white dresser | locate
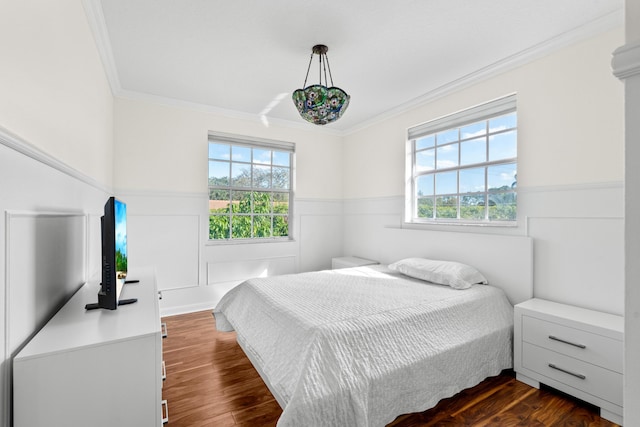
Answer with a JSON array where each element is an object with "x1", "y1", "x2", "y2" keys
[
  {"x1": 514, "y1": 298, "x2": 623, "y2": 425},
  {"x1": 13, "y1": 268, "x2": 166, "y2": 427}
]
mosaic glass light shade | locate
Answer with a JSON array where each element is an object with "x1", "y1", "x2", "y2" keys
[
  {"x1": 292, "y1": 85, "x2": 350, "y2": 125},
  {"x1": 292, "y1": 45, "x2": 350, "y2": 125}
]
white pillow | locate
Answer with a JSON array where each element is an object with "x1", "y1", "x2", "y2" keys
[{"x1": 388, "y1": 258, "x2": 487, "y2": 290}]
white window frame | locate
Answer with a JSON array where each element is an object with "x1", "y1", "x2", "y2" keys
[
  {"x1": 207, "y1": 132, "x2": 295, "y2": 243},
  {"x1": 405, "y1": 94, "x2": 517, "y2": 227}
]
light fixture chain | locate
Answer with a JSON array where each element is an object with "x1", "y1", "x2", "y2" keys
[
  {"x1": 302, "y1": 52, "x2": 313, "y2": 88},
  {"x1": 325, "y1": 53, "x2": 335, "y2": 87}
]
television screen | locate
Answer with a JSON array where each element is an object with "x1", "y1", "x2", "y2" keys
[
  {"x1": 86, "y1": 197, "x2": 136, "y2": 310},
  {"x1": 114, "y1": 198, "x2": 127, "y2": 301}
]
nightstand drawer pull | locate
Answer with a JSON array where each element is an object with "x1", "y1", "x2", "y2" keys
[
  {"x1": 548, "y1": 363, "x2": 586, "y2": 380},
  {"x1": 548, "y1": 335, "x2": 586, "y2": 349}
]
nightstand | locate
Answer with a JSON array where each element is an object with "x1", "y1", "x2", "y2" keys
[
  {"x1": 514, "y1": 298, "x2": 623, "y2": 425},
  {"x1": 331, "y1": 256, "x2": 379, "y2": 269}
]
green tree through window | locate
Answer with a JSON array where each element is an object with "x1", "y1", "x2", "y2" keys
[{"x1": 208, "y1": 137, "x2": 293, "y2": 240}]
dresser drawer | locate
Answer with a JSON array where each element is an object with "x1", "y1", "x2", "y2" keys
[
  {"x1": 522, "y1": 342, "x2": 622, "y2": 406},
  {"x1": 522, "y1": 315, "x2": 622, "y2": 373}
]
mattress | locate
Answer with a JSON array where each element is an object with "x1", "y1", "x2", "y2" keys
[{"x1": 213, "y1": 265, "x2": 514, "y2": 427}]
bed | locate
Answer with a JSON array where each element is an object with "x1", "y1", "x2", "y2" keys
[{"x1": 213, "y1": 257, "x2": 522, "y2": 427}]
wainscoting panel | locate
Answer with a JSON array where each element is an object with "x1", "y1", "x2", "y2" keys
[
  {"x1": 5, "y1": 212, "x2": 87, "y2": 358},
  {"x1": 207, "y1": 256, "x2": 296, "y2": 284},
  {"x1": 527, "y1": 216, "x2": 624, "y2": 315},
  {"x1": 127, "y1": 214, "x2": 200, "y2": 291}
]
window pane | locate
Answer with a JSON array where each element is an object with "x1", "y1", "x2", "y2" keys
[
  {"x1": 253, "y1": 148, "x2": 271, "y2": 164},
  {"x1": 231, "y1": 163, "x2": 251, "y2": 187},
  {"x1": 489, "y1": 112, "x2": 517, "y2": 132},
  {"x1": 416, "y1": 149, "x2": 435, "y2": 172},
  {"x1": 435, "y1": 171, "x2": 457, "y2": 195},
  {"x1": 436, "y1": 144, "x2": 459, "y2": 169},
  {"x1": 252, "y1": 165, "x2": 271, "y2": 188},
  {"x1": 416, "y1": 175, "x2": 434, "y2": 196},
  {"x1": 273, "y1": 215, "x2": 289, "y2": 237},
  {"x1": 209, "y1": 215, "x2": 230, "y2": 239},
  {"x1": 231, "y1": 215, "x2": 252, "y2": 238},
  {"x1": 253, "y1": 215, "x2": 272, "y2": 237},
  {"x1": 231, "y1": 145, "x2": 251, "y2": 162},
  {"x1": 209, "y1": 142, "x2": 230, "y2": 160},
  {"x1": 273, "y1": 151, "x2": 290, "y2": 167},
  {"x1": 435, "y1": 196, "x2": 458, "y2": 218},
  {"x1": 253, "y1": 192, "x2": 272, "y2": 213},
  {"x1": 489, "y1": 130, "x2": 517, "y2": 161},
  {"x1": 273, "y1": 193, "x2": 289, "y2": 213},
  {"x1": 459, "y1": 167, "x2": 485, "y2": 193},
  {"x1": 488, "y1": 192, "x2": 517, "y2": 221},
  {"x1": 460, "y1": 195, "x2": 485, "y2": 220},
  {"x1": 460, "y1": 121, "x2": 486, "y2": 139},
  {"x1": 273, "y1": 167, "x2": 290, "y2": 189},
  {"x1": 437, "y1": 129, "x2": 458, "y2": 144},
  {"x1": 208, "y1": 160, "x2": 229, "y2": 184},
  {"x1": 417, "y1": 197, "x2": 433, "y2": 218},
  {"x1": 415, "y1": 135, "x2": 435, "y2": 150},
  {"x1": 231, "y1": 190, "x2": 251, "y2": 213},
  {"x1": 209, "y1": 189, "x2": 230, "y2": 212},
  {"x1": 460, "y1": 137, "x2": 486, "y2": 166},
  {"x1": 488, "y1": 163, "x2": 517, "y2": 191}
]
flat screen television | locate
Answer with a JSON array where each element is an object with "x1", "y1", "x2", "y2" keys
[{"x1": 86, "y1": 197, "x2": 136, "y2": 310}]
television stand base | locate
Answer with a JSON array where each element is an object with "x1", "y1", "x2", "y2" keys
[{"x1": 118, "y1": 298, "x2": 138, "y2": 306}]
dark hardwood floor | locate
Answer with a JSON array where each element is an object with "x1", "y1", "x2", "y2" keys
[{"x1": 161, "y1": 311, "x2": 619, "y2": 427}]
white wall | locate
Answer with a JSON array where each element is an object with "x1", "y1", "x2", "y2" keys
[
  {"x1": 113, "y1": 97, "x2": 346, "y2": 314},
  {"x1": 341, "y1": 29, "x2": 625, "y2": 316},
  {"x1": 0, "y1": 2, "x2": 114, "y2": 426},
  {"x1": 0, "y1": 0, "x2": 114, "y2": 186}
]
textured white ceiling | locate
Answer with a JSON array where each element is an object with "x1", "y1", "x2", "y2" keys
[{"x1": 89, "y1": 0, "x2": 623, "y2": 133}]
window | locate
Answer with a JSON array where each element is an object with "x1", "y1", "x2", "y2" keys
[
  {"x1": 406, "y1": 95, "x2": 517, "y2": 225},
  {"x1": 208, "y1": 133, "x2": 294, "y2": 241}
]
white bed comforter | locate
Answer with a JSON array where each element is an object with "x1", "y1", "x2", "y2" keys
[{"x1": 213, "y1": 265, "x2": 514, "y2": 427}]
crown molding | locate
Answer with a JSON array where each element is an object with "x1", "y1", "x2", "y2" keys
[
  {"x1": 82, "y1": 1, "x2": 622, "y2": 137},
  {"x1": 82, "y1": 0, "x2": 122, "y2": 95},
  {"x1": 344, "y1": 9, "x2": 623, "y2": 136},
  {"x1": 612, "y1": 40, "x2": 640, "y2": 80}
]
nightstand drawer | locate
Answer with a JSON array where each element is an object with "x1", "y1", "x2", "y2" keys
[
  {"x1": 522, "y1": 342, "x2": 622, "y2": 406},
  {"x1": 522, "y1": 315, "x2": 622, "y2": 373}
]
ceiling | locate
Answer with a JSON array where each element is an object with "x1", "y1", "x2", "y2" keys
[{"x1": 88, "y1": 0, "x2": 623, "y2": 133}]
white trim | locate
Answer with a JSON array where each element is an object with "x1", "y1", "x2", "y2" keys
[
  {"x1": 407, "y1": 94, "x2": 516, "y2": 140},
  {"x1": 160, "y1": 302, "x2": 216, "y2": 318},
  {"x1": 0, "y1": 126, "x2": 110, "y2": 194},
  {"x1": 81, "y1": 0, "x2": 122, "y2": 95},
  {"x1": 518, "y1": 181, "x2": 623, "y2": 193},
  {"x1": 612, "y1": 40, "x2": 640, "y2": 80},
  {"x1": 208, "y1": 131, "x2": 295, "y2": 152}
]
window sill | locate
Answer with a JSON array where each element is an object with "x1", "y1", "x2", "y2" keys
[{"x1": 205, "y1": 237, "x2": 295, "y2": 246}]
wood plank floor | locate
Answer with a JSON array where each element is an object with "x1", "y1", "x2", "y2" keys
[{"x1": 161, "y1": 310, "x2": 620, "y2": 427}]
